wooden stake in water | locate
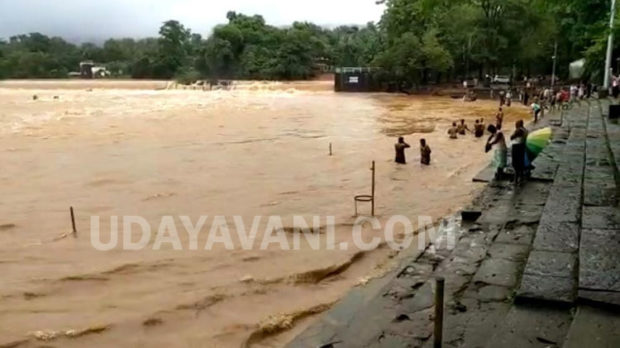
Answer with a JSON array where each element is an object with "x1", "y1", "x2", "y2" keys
[
  {"x1": 329, "y1": 143, "x2": 332, "y2": 156},
  {"x1": 371, "y1": 161, "x2": 376, "y2": 216},
  {"x1": 70, "y1": 206, "x2": 77, "y2": 237},
  {"x1": 434, "y1": 277, "x2": 445, "y2": 348}
]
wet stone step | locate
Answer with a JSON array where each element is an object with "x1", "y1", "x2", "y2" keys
[
  {"x1": 541, "y1": 187, "x2": 582, "y2": 224},
  {"x1": 532, "y1": 221, "x2": 579, "y2": 253},
  {"x1": 583, "y1": 184, "x2": 618, "y2": 207},
  {"x1": 555, "y1": 166, "x2": 584, "y2": 185},
  {"x1": 579, "y1": 228, "x2": 620, "y2": 293},
  {"x1": 473, "y1": 259, "x2": 521, "y2": 288},
  {"x1": 522, "y1": 250, "x2": 576, "y2": 278},
  {"x1": 565, "y1": 141, "x2": 586, "y2": 151},
  {"x1": 517, "y1": 274, "x2": 576, "y2": 303},
  {"x1": 530, "y1": 162, "x2": 558, "y2": 182},
  {"x1": 585, "y1": 157, "x2": 613, "y2": 166},
  {"x1": 486, "y1": 243, "x2": 530, "y2": 263},
  {"x1": 517, "y1": 251, "x2": 577, "y2": 303},
  {"x1": 494, "y1": 224, "x2": 535, "y2": 245},
  {"x1": 582, "y1": 207, "x2": 620, "y2": 230},
  {"x1": 586, "y1": 151, "x2": 611, "y2": 162}
]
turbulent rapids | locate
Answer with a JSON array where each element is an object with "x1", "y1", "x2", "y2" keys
[{"x1": 0, "y1": 80, "x2": 530, "y2": 347}]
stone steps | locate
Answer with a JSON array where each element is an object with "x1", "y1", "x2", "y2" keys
[
  {"x1": 516, "y1": 106, "x2": 587, "y2": 304},
  {"x1": 289, "y1": 102, "x2": 620, "y2": 348},
  {"x1": 577, "y1": 100, "x2": 620, "y2": 306},
  {"x1": 517, "y1": 100, "x2": 620, "y2": 307}
]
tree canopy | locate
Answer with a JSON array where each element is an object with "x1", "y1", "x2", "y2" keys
[{"x1": 0, "y1": 1, "x2": 618, "y2": 84}]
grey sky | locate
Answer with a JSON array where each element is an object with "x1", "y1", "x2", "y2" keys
[{"x1": 0, "y1": 0, "x2": 385, "y2": 42}]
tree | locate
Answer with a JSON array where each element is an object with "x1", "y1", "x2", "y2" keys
[
  {"x1": 1, "y1": 5, "x2": 619, "y2": 84},
  {"x1": 373, "y1": 32, "x2": 423, "y2": 85},
  {"x1": 156, "y1": 20, "x2": 191, "y2": 78}
]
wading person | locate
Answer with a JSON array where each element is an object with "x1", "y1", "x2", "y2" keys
[
  {"x1": 485, "y1": 125, "x2": 507, "y2": 179},
  {"x1": 495, "y1": 107, "x2": 504, "y2": 129},
  {"x1": 448, "y1": 122, "x2": 459, "y2": 139},
  {"x1": 394, "y1": 136, "x2": 411, "y2": 164},
  {"x1": 420, "y1": 139, "x2": 431, "y2": 165},
  {"x1": 474, "y1": 120, "x2": 485, "y2": 138},
  {"x1": 510, "y1": 120, "x2": 528, "y2": 185},
  {"x1": 457, "y1": 119, "x2": 470, "y2": 135}
]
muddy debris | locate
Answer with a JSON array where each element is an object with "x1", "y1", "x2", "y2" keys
[
  {"x1": 143, "y1": 318, "x2": 163, "y2": 327},
  {"x1": 0, "y1": 224, "x2": 16, "y2": 231}
]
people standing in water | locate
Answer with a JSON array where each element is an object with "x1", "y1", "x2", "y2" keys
[
  {"x1": 394, "y1": 137, "x2": 411, "y2": 164},
  {"x1": 495, "y1": 107, "x2": 504, "y2": 129},
  {"x1": 474, "y1": 120, "x2": 485, "y2": 138},
  {"x1": 485, "y1": 124, "x2": 507, "y2": 178},
  {"x1": 420, "y1": 139, "x2": 432, "y2": 165},
  {"x1": 448, "y1": 122, "x2": 459, "y2": 139},
  {"x1": 510, "y1": 120, "x2": 529, "y2": 185},
  {"x1": 457, "y1": 119, "x2": 470, "y2": 135}
]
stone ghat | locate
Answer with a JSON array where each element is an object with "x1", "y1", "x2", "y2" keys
[{"x1": 288, "y1": 100, "x2": 620, "y2": 348}]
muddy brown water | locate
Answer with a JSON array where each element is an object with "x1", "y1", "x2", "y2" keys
[{"x1": 0, "y1": 80, "x2": 530, "y2": 347}]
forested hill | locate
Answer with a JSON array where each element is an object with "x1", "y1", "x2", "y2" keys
[{"x1": 0, "y1": 0, "x2": 616, "y2": 83}]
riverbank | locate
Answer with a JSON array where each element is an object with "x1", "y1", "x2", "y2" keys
[{"x1": 289, "y1": 100, "x2": 620, "y2": 347}]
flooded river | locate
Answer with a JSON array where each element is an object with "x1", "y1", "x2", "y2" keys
[{"x1": 0, "y1": 80, "x2": 530, "y2": 347}]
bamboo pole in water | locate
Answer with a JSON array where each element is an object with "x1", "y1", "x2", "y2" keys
[
  {"x1": 371, "y1": 161, "x2": 375, "y2": 216},
  {"x1": 70, "y1": 206, "x2": 77, "y2": 238}
]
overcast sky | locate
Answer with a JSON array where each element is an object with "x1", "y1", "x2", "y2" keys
[{"x1": 0, "y1": 0, "x2": 385, "y2": 42}]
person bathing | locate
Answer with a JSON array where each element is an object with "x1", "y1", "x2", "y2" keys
[
  {"x1": 394, "y1": 136, "x2": 411, "y2": 164},
  {"x1": 420, "y1": 138, "x2": 431, "y2": 165},
  {"x1": 448, "y1": 122, "x2": 459, "y2": 139}
]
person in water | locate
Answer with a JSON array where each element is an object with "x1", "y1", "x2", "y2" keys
[
  {"x1": 420, "y1": 138, "x2": 431, "y2": 165},
  {"x1": 394, "y1": 136, "x2": 411, "y2": 164},
  {"x1": 457, "y1": 119, "x2": 470, "y2": 135},
  {"x1": 474, "y1": 120, "x2": 485, "y2": 138},
  {"x1": 448, "y1": 122, "x2": 459, "y2": 139},
  {"x1": 510, "y1": 120, "x2": 529, "y2": 185},
  {"x1": 495, "y1": 107, "x2": 504, "y2": 129},
  {"x1": 485, "y1": 124, "x2": 507, "y2": 178}
]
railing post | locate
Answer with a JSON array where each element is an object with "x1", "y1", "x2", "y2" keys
[
  {"x1": 434, "y1": 277, "x2": 445, "y2": 348},
  {"x1": 371, "y1": 161, "x2": 375, "y2": 216}
]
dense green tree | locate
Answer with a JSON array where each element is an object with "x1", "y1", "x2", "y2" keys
[
  {"x1": 155, "y1": 20, "x2": 191, "y2": 78},
  {"x1": 1, "y1": 4, "x2": 619, "y2": 84}
]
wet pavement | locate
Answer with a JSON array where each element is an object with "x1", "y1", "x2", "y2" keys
[{"x1": 289, "y1": 100, "x2": 620, "y2": 348}]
